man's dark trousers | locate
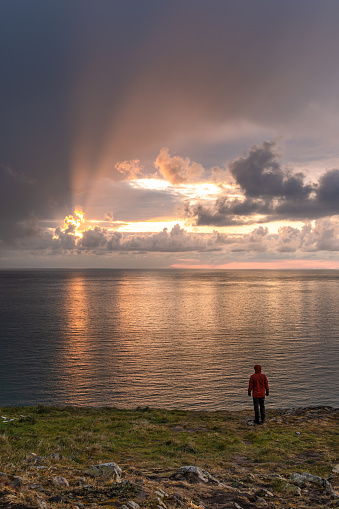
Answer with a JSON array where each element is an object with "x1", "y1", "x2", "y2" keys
[{"x1": 253, "y1": 397, "x2": 265, "y2": 424}]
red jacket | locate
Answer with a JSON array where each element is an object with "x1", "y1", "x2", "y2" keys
[{"x1": 248, "y1": 365, "x2": 269, "y2": 398}]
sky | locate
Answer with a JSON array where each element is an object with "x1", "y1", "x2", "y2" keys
[{"x1": 2, "y1": 0, "x2": 339, "y2": 269}]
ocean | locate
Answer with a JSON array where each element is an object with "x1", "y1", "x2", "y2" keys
[{"x1": 0, "y1": 269, "x2": 338, "y2": 410}]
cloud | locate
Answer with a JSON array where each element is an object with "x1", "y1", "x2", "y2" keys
[
  {"x1": 4, "y1": 207, "x2": 339, "y2": 261},
  {"x1": 0, "y1": 164, "x2": 70, "y2": 246},
  {"x1": 104, "y1": 211, "x2": 114, "y2": 221},
  {"x1": 155, "y1": 148, "x2": 204, "y2": 185},
  {"x1": 80, "y1": 226, "x2": 108, "y2": 249},
  {"x1": 228, "y1": 140, "x2": 313, "y2": 199},
  {"x1": 316, "y1": 169, "x2": 339, "y2": 206},
  {"x1": 2, "y1": 0, "x2": 339, "y2": 260},
  {"x1": 184, "y1": 140, "x2": 339, "y2": 226},
  {"x1": 115, "y1": 160, "x2": 144, "y2": 180}
]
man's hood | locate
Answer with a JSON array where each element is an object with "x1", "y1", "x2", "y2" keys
[{"x1": 254, "y1": 364, "x2": 262, "y2": 373}]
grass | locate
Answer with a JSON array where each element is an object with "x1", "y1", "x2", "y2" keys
[{"x1": 0, "y1": 405, "x2": 338, "y2": 479}]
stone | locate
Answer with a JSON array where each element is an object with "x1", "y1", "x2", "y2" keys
[
  {"x1": 9, "y1": 477, "x2": 22, "y2": 490},
  {"x1": 292, "y1": 472, "x2": 324, "y2": 486},
  {"x1": 255, "y1": 498, "x2": 268, "y2": 507},
  {"x1": 48, "y1": 494, "x2": 64, "y2": 503},
  {"x1": 36, "y1": 494, "x2": 48, "y2": 509},
  {"x1": 84, "y1": 461, "x2": 122, "y2": 481},
  {"x1": 333, "y1": 465, "x2": 339, "y2": 474},
  {"x1": 27, "y1": 452, "x2": 46, "y2": 464},
  {"x1": 125, "y1": 502, "x2": 140, "y2": 509},
  {"x1": 291, "y1": 472, "x2": 336, "y2": 496},
  {"x1": 255, "y1": 488, "x2": 274, "y2": 498},
  {"x1": 0, "y1": 472, "x2": 8, "y2": 485},
  {"x1": 155, "y1": 489, "x2": 168, "y2": 498},
  {"x1": 50, "y1": 453, "x2": 62, "y2": 461},
  {"x1": 292, "y1": 471, "x2": 324, "y2": 487},
  {"x1": 271, "y1": 476, "x2": 301, "y2": 496},
  {"x1": 283, "y1": 483, "x2": 302, "y2": 496},
  {"x1": 171, "y1": 466, "x2": 219, "y2": 484},
  {"x1": 52, "y1": 475, "x2": 69, "y2": 488}
]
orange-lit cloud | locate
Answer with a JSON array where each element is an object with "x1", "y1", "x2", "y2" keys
[
  {"x1": 52, "y1": 209, "x2": 86, "y2": 248},
  {"x1": 62, "y1": 209, "x2": 85, "y2": 238},
  {"x1": 115, "y1": 159, "x2": 144, "y2": 180},
  {"x1": 47, "y1": 211, "x2": 339, "y2": 261},
  {"x1": 155, "y1": 147, "x2": 204, "y2": 185}
]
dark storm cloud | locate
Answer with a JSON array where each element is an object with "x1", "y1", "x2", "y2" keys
[
  {"x1": 0, "y1": 1, "x2": 75, "y2": 242},
  {"x1": 185, "y1": 141, "x2": 339, "y2": 226},
  {"x1": 316, "y1": 170, "x2": 339, "y2": 205},
  {"x1": 228, "y1": 141, "x2": 313, "y2": 199},
  {"x1": 0, "y1": 163, "x2": 69, "y2": 245},
  {"x1": 2, "y1": 0, "x2": 339, "y2": 248}
]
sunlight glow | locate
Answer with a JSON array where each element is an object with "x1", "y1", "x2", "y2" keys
[
  {"x1": 129, "y1": 178, "x2": 172, "y2": 191},
  {"x1": 54, "y1": 209, "x2": 85, "y2": 239},
  {"x1": 116, "y1": 221, "x2": 187, "y2": 233},
  {"x1": 129, "y1": 178, "x2": 233, "y2": 201}
]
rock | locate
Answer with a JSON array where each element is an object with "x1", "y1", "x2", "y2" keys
[
  {"x1": 255, "y1": 488, "x2": 274, "y2": 498},
  {"x1": 52, "y1": 475, "x2": 69, "y2": 488},
  {"x1": 155, "y1": 489, "x2": 168, "y2": 498},
  {"x1": 255, "y1": 497, "x2": 268, "y2": 507},
  {"x1": 291, "y1": 472, "x2": 336, "y2": 496},
  {"x1": 333, "y1": 465, "x2": 339, "y2": 474},
  {"x1": 9, "y1": 477, "x2": 22, "y2": 490},
  {"x1": 134, "y1": 477, "x2": 144, "y2": 485},
  {"x1": 264, "y1": 473, "x2": 284, "y2": 480},
  {"x1": 291, "y1": 472, "x2": 322, "y2": 486},
  {"x1": 173, "y1": 492, "x2": 184, "y2": 501},
  {"x1": 36, "y1": 494, "x2": 48, "y2": 509},
  {"x1": 50, "y1": 453, "x2": 62, "y2": 461},
  {"x1": 27, "y1": 452, "x2": 46, "y2": 464},
  {"x1": 84, "y1": 461, "x2": 122, "y2": 481},
  {"x1": 171, "y1": 466, "x2": 219, "y2": 484},
  {"x1": 271, "y1": 476, "x2": 301, "y2": 496},
  {"x1": 283, "y1": 483, "x2": 302, "y2": 496},
  {"x1": 0, "y1": 472, "x2": 8, "y2": 485},
  {"x1": 125, "y1": 502, "x2": 140, "y2": 509},
  {"x1": 48, "y1": 494, "x2": 64, "y2": 503}
]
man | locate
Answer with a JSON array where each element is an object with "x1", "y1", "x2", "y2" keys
[{"x1": 248, "y1": 365, "x2": 269, "y2": 424}]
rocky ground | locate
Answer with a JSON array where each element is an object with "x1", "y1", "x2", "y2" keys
[{"x1": 0, "y1": 406, "x2": 338, "y2": 509}]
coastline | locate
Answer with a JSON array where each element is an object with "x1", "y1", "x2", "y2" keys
[{"x1": 0, "y1": 405, "x2": 338, "y2": 508}]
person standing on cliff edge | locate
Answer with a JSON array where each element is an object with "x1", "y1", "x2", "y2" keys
[{"x1": 248, "y1": 365, "x2": 269, "y2": 424}]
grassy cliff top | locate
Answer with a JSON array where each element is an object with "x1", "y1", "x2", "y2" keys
[{"x1": 0, "y1": 405, "x2": 338, "y2": 508}]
